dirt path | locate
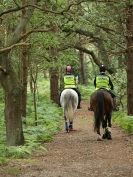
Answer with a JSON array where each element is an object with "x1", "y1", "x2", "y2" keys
[{"x1": 1, "y1": 101, "x2": 133, "y2": 177}]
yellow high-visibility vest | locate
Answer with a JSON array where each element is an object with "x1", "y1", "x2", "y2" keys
[
  {"x1": 96, "y1": 75, "x2": 109, "y2": 90},
  {"x1": 64, "y1": 75, "x2": 76, "y2": 88}
]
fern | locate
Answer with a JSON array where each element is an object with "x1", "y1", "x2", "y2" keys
[{"x1": 113, "y1": 112, "x2": 133, "y2": 133}]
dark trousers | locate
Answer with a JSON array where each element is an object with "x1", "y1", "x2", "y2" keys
[
  {"x1": 108, "y1": 89, "x2": 116, "y2": 98},
  {"x1": 72, "y1": 88, "x2": 81, "y2": 108}
]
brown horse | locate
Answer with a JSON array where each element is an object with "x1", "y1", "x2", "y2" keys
[{"x1": 89, "y1": 89, "x2": 113, "y2": 141}]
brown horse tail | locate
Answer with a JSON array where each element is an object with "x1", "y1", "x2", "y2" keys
[{"x1": 94, "y1": 91, "x2": 104, "y2": 132}]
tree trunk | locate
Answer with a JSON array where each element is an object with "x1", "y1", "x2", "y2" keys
[
  {"x1": 21, "y1": 47, "x2": 28, "y2": 118},
  {"x1": 21, "y1": 0, "x2": 28, "y2": 118},
  {"x1": 50, "y1": 67, "x2": 59, "y2": 105},
  {"x1": 5, "y1": 87, "x2": 24, "y2": 146},
  {"x1": 0, "y1": 0, "x2": 37, "y2": 145},
  {"x1": 30, "y1": 67, "x2": 38, "y2": 126},
  {"x1": 79, "y1": 50, "x2": 86, "y2": 84},
  {"x1": 126, "y1": 5, "x2": 133, "y2": 115},
  {"x1": 0, "y1": 53, "x2": 24, "y2": 146}
]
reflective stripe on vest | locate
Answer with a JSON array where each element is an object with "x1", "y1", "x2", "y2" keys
[
  {"x1": 64, "y1": 75, "x2": 76, "y2": 88},
  {"x1": 96, "y1": 75, "x2": 109, "y2": 90}
]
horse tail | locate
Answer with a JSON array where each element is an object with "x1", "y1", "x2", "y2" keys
[
  {"x1": 94, "y1": 91, "x2": 104, "y2": 132},
  {"x1": 64, "y1": 95, "x2": 73, "y2": 122}
]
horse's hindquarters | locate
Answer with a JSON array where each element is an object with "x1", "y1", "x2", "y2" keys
[{"x1": 60, "y1": 89, "x2": 78, "y2": 132}]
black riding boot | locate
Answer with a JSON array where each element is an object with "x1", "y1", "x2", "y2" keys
[
  {"x1": 72, "y1": 88, "x2": 81, "y2": 109},
  {"x1": 77, "y1": 92, "x2": 81, "y2": 109}
]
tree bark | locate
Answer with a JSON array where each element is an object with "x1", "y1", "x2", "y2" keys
[
  {"x1": 50, "y1": 67, "x2": 59, "y2": 105},
  {"x1": 0, "y1": 0, "x2": 37, "y2": 145},
  {"x1": 126, "y1": 5, "x2": 133, "y2": 115},
  {"x1": 5, "y1": 87, "x2": 24, "y2": 146},
  {"x1": 0, "y1": 53, "x2": 24, "y2": 146},
  {"x1": 79, "y1": 50, "x2": 86, "y2": 85},
  {"x1": 21, "y1": 0, "x2": 28, "y2": 118}
]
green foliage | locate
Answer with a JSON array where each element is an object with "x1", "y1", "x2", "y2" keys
[
  {"x1": 0, "y1": 157, "x2": 8, "y2": 165},
  {"x1": 79, "y1": 84, "x2": 94, "y2": 100},
  {"x1": 113, "y1": 112, "x2": 133, "y2": 133},
  {"x1": 112, "y1": 68, "x2": 127, "y2": 110}
]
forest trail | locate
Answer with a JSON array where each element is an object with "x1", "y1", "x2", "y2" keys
[{"x1": 1, "y1": 101, "x2": 133, "y2": 177}]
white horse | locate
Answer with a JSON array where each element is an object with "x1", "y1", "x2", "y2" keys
[{"x1": 60, "y1": 89, "x2": 78, "y2": 132}]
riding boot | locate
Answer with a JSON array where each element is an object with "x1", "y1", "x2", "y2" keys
[
  {"x1": 77, "y1": 92, "x2": 81, "y2": 109},
  {"x1": 77, "y1": 101, "x2": 81, "y2": 109},
  {"x1": 88, "y1": 101, "x2": 93, "y2": 111},
  {"x1": 88, "y1": 105, "x2": 93, "y2": 111}
]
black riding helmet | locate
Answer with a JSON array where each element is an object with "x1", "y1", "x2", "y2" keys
[{"x1": 99, "y1": 64, "x2": 106, "y2": 73}]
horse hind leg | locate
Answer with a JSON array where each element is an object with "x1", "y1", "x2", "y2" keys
[
  {"x1": 69, "y1": 121, "x2": 73, "y2": 131},
  {"x1": 102, "y1": 127, "x2": 112, "y2": 140},
  {"x1": 106, "y1": 113, "x2": 112, "y2": 140},
  {"x1": 102, "y1": 114, "x2": 112, "y2": 140},
  {"x1": 64, "y1": 115, "x2": 69, "y2": 133},
  {"x1": 106, "y1": 127, "x2": 112, "y2": 140},
  {"x1": 96, "y1": 128, "x2": 102, "y2": 141},
  {"x1": 102, "y1": 119, "x2": 108, "y2": 139}
]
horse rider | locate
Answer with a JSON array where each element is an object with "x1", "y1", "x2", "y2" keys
[
  {"x1": 63, "y1": 65, "x2": 81, "y2": 109},
  {"x1": 88, "y1": 64, "x2": 118, "y2": 111}
]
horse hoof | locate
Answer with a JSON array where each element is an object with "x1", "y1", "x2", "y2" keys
[
  {"x1": 97, "y1": 138, "x2": 103, "y2": 141},
  {"x1": 97, "y1": 135, "x2": 103, "y2": 141},
  {"x1": 66, "y1": 129, "x2": 69, "y2": 133},
  {"x1": 107, "y1": 134, "x2": 112, "y2": 140},
  {"x1": 102, "y1": 134, "x2": 107, "y2": 139}
]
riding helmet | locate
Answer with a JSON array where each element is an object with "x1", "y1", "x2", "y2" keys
[
  {"x1": 99, "y1": 64, "x2": 106, "y2": 72},
  {"x1": 66, "y1": 65, "x2": 72, "y2": 73}
]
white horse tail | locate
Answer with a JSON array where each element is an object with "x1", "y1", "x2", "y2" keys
[
  {"x1": 64, "y1": 97, "x2": 73, "y2": 123},
  {"x1": 60, "y1": 89, "x2": 78, "y2": 132}
]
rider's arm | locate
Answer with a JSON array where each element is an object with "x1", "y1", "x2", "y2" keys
[
  {"x1": 109, "y1": 77, "x2": 114, "y2": 90},
  {"x1": 94, "y1": 77, "x2": 96, "y2": 88}
]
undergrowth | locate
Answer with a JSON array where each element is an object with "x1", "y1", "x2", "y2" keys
[
  {"x1": 0, "y1": 79, "x2": 133, "y2": 165},
  {"x1": 113, "y1": 112, "x2": 133, "y2": 133},
  {"x1": 79, "y1": 83, "x2": 94, "y2": 100},
  {"x1": 0, "y1": 79, "x2": 62, "y2": 164}
]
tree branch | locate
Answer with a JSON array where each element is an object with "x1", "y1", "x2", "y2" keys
[
  {"x1": 19, "y1": 28, "x2": 52, "y2": 42},
  {"x1": 0, "y1": 0, "x2": 88, "y2": 17},
  {"x1": 62, "y1": 28, "x2": 101, "y2": 42},
  {"x1": 0, "y1": 43, "x2": 30, "y2": 54},
  {"x1": 58, "y1": 44, "x2": 114, "y2": 74},
  {"x1": 74, "y1": 45, "x2": 114, "y2": 73}
]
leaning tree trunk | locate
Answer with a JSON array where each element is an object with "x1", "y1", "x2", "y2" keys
[
  {"x1": 0, "y1": 53, "x2": 24, "y2": 146},
  {"x1": 126, "y1": 5, "x2": 133, "y2": 115}
]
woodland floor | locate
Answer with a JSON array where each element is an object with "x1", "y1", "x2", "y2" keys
[{"x1": 0, "y1": 101, "x2": 133, "y2": 177}]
